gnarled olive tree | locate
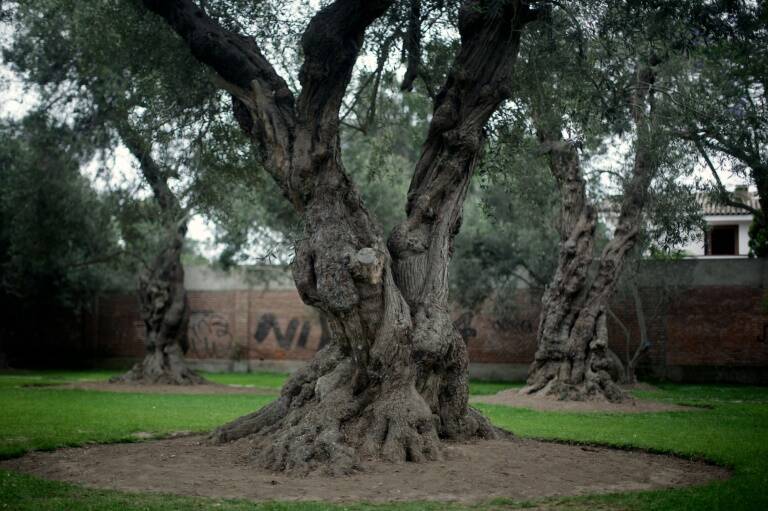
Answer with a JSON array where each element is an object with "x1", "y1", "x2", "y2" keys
[
  {"x1": 140, "y1": 0, "x2": 538, "y2": 473},
  {"x1": 110, "y1": 124, "x2": 204, "y2": 385},
  {"x1": 508, "y1": 2, "x2": 706, "y2": 401},
  {"x1": 522, "y1": 60, "x2": 663, "y2": 402},
  {"x1": 4, "y1": 0, "x2": 230, "y2": 384}
]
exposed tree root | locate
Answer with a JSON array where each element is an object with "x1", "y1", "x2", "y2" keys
[
  {"x1": 110, "y1": 344, "x2": 206, "y2": 385},
  {"x1": 136, "y1": 0, "x2": 534, "y2": 476},
  {"x1": 211, "y1": 346, "x2": 500, "y2": 475},
  {"x1": 521, "y1": 341, "x2": 628, "y2": 403},
  {"x1": 521, "y1": 368, "x2": 627, "y2": 403}
]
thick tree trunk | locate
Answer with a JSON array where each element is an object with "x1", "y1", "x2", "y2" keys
[
  {"x1": 523, "y1": 62, "x2": 660, "y2": 402},
  {"x1": 137, "y1": 0, "x2": 537, "y2": 473},
  {"x1": 212, "y1": 145, "x2": 499, "y2": 472},
  {"x1": 519, "y1": 136, "x2": 627, "y2": 401},
  {"x1": 111, "y1": 124, "x2": 204, "y2": 385},
  {"x1": 111, "y1": 220, "x2": 204, "y2": 385}
]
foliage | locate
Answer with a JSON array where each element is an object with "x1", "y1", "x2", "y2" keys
[
  {"x1": 448, "y1": 0, "x2": 714, "y2": 328},
  {"x1": 341, "y1": 72, "x2": 430, "y2": 236},
  {"x1": 2, "y1": 0, "x2": 284, "y2": 268},
  {"x1": 450, "y1": 144, "x2": 561, "y2": 319},
  {"x1": 667, "y1": 2, "x2": 768, "y2": 253},
  {"x1": 748, "y1": 214, "x2": 768, "y2": 257},
  {"x1": 0, "y1": 114, "x2": 128, "y2": 363}
]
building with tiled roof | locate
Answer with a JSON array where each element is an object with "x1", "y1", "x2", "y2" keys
[
  {"x1": 698, "y1": 189, "x2": 761, "y2": 216},
  {"x1": 681, "y1": 186, "x2": 759, "y2": 257}
]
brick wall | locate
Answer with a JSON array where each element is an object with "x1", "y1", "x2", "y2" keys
[{"x1": 88, "y1": 260, "x2": 768, "y2": 383}]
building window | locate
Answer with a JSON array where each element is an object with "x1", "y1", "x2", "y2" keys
[{"x1": 705, "y1": 225, "x2": 739, "y2": 255}]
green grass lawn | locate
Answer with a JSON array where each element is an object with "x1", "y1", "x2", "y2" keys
[
  {"x1": 468, "y1": 379, "x2": 522, "y2": 396},
  {"x1": 0, "y1": 371, "x2": 766, "y2": 510}
]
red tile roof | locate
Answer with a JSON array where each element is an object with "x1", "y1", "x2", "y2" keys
[{"x1": 698, "y1": 191, "x2": 760, "y2": 215}]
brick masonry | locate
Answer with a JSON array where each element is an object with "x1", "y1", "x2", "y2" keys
[{"x1": 87, "y1": 260, "x2": 768, "y2": 383}]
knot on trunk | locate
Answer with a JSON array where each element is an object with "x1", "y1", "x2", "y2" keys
[
  {"x1": 314, "y1": 253, "x2": 359, "y2": 313},
  {"x1": 349, "y1": 247, "x2": 384, "y2": 285},
  {"x1": 443, "y1": 127, "x2": 481, "y2": 155},
  {"x1": 388, "y1": 219, "x2": 430, "y2": 259},
  {"x1": 412, "y1": 307, "x2": 453, "y2": 366},
  {"x1": 429, "y1": 100, "x2": 458, "y2": 134},
  {"x1": 562, "y1": 238, "x2": 577, "y2": 255}
]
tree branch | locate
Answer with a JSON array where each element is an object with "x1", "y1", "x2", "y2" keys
[
  {"x1": 400, "y1": 0, "x2": 422, "y2": 92},
  {"x1": 582, "y1": 59, "x2": 662, "y2": 310},
  {"x1": 117, "y1": 121, "x2": 182, "y2": 218},
  {"x1": 693, "y1": 137, "x2": 760, "y2": 215},
  {"x1": 294, "y1": 0, "x2": 395, "y2": 149},
  {"x1": 702, "y1": 128, "x2": 762, "y2": 171},
  {"x1": 141, "y1": 0, "x2": 292, "y2": 95},
  {"x1": 406, "y1": 0, "x2": 534, "y2": 206},
  {"x1": 390, "y1": 0, "x2": 537, "y2": 305},
  {"x1": 141, "y1": 0, "x2": 296, "y2": 181}
]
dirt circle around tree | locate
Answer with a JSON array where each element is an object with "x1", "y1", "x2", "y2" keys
[
  {"x1": 2, "y1": 435, "x2": 728, "y2": 504},
  {"x1": 470, "y1": 388, "x2": 699, "y2": 413},
  {"x1": 43, "y1": 381, "x2": 279, "y2": 395}
]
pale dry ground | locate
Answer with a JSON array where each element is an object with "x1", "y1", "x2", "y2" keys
[
  {"x1": 1, "y1": 435, "x2": 728, "y2": 503},
  {"x1": 470, "y1": 388, "x2": 697, "y2": 413},
  {"x1": 44, "y1": 382, "x2": 278, "y2": 395}
]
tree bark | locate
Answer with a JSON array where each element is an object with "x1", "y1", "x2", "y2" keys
[
  {"x1": 110, "y1": 124, "x2": 204, "y2": 385},
  {"x1": 522, "y1": 62, "x2": 660, "y2": 402},
  {"x1": 141, "y1": 0, "x2": 534, "y2": 473}
]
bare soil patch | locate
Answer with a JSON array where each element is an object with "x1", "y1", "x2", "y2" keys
[
  {"x1": 471, "y1": 389, "x2": 695, "y2": 413},
  {"x1": 42, "y1": 382, "x2": 277, "y2": 395},
  {"x1": 1, "y1": 435, "x2": 727, "y2": 503},
  {"x1": 623, "y1": 382, "x2": 662, "y2": 392}
]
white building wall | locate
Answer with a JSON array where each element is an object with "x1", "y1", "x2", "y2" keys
[
  {"x1": 680, "y1": 214, "x2": 752, "y2": 257},
  {"x1": 739, "y1": 221, "x2": 750, "y2": 255},
  {"x1": 680, "y1": 236, "x2": 704, "y2": 257}
]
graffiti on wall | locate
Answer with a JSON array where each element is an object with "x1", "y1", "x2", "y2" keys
[
  {"x1": 254, "y1": 313, "x2": 310, "y2": 350},
  {"x1": 189, "y1": 311, "x2": 233, "y2": 357},
  {"x1": 187, "y1": 306, "x2": 537, "y2": 359},
  {"x1": 253, "y1": 313, "x2": 331, "y2": 351},
  {"x1": 187, "y1": 309, "x2": 332, "y2": 357}
]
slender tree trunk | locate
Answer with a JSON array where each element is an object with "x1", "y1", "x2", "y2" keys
[
  {"x1": 111, "y1": 124, "x2": 204, "y2": 385},
  {"x1": 624, "y1": 283, "x2": 651, "y2": 384},
  {"x1": 141, "y1": 0, "x2": 538, "y2": 472},
  {"x1": 749, "y1": 165, "x2": 768, "y2": 256},
  {"x1": 523, "y1": 62, "x2": 661, "y2": 402}
]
